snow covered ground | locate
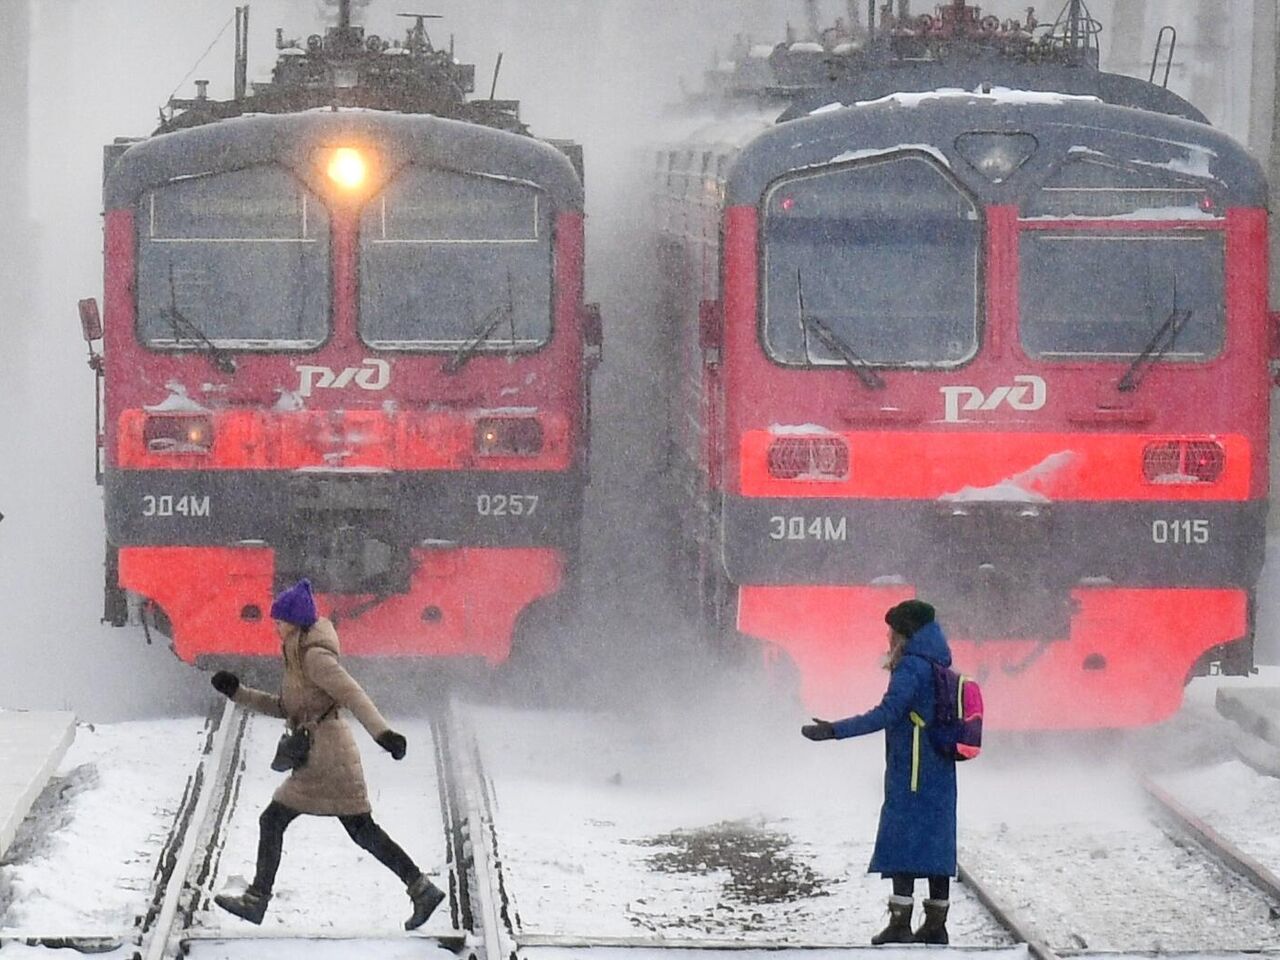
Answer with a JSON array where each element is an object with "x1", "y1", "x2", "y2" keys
[
  {"x1": 0, "y1": 709, "x2": 457, "y2": 958},
  {"x1": 6, "y1": 678, "x2": 1280, "y2": 957},
  {"x1": 0, "y1": 716, "x2": 211, "y2": 938},
  {"x1": 1156, "y1": 758, "x2": 1280, "y2": 884},
  {"x1": 463, "y1": 699, "x2": 1006, "y2": 945},
  {"x1": 959, "y1": 760, "x2": 1280, "y2": 952},
  {"x1": 951, "y1": 671, "x2": 1280, "y2": 953},
  {"x1": 191, "y1": 713, "x2": 455, "y2": 940}
]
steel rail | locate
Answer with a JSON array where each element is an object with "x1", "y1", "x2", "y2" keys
[
  {"x1": 433, "y1": 698, "x2": 515, "y2": 960},
  {"x1": 957, "y1": 856, "x2": 1064, "y2": 960},
  {"x1": 1141, "y1": 774, "x2": 1280, "y2": 903},
  {"x1": 430, "y1": 700, "x2": 474, "y2": 938},
  {"x1": 140, "y1": 699, "x2": 245, "y2": 960}
]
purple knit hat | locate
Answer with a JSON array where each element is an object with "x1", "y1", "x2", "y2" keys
[{"x1": 270, "y1": 578, "x2": 318, "y2": 628}]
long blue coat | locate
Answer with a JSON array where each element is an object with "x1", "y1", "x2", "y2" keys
[{"x1": 831, "y1": 621, "x2": 957, "y2": 878}]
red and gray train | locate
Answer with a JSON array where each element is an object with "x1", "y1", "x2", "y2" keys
[
  {"x1": 79, "y1": 4, "x2": 599, "y2": 670},
  {"x1": 651, "y1": 1, "x2": 1272, "y2": 728}
]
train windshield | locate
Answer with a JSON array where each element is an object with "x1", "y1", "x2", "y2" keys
[
  {"x1": 359, "y1": 168, "x2": 552, "y2": 350},
  {"x1": 761, "y1": 155, "x2": 981, "y2": 368},
  {"x1": 1020, "y1": 231, "x2": 1225, "y2": 359},
  {"x1": 136, "y1": 166, "x2": 330, "y2": 348}
]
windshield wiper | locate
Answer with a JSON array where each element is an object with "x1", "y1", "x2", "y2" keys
[
  {"x1": 796, "y1": 270, "x2": 885, "y2": 390},
  {"x1": 443, "y1": 305, "x2": 514, "y2": 374},
  {"x1": 443, "y1": 275, "x2": 517, "y2": 375},
  {"x1": 164, "y1": 264, "x2": 237, "y2": 375},
  {"x1": 1117, "y1": 306, "x2": 1193, "y2": 392}
]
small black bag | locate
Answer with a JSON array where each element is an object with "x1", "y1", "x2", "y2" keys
[
  {"x1": 270, "y1": 726, "x2": 312, "y2": 772},
  {"x1": 270, "y1": 703, "x2": 337, "y2": 773}
]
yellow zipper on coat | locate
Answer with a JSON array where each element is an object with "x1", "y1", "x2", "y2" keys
[{"x1": 909, "y1": 711, "x2": 925, "y2": 792}]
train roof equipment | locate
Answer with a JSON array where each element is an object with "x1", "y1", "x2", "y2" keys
[
  {"x1": 159, "y1": 0, "x2": 525, "y2": 134},
  {"x1": 687, "y1": 0, "x2": 1204, "y2": 125}
]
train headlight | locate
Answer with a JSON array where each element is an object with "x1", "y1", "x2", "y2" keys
[
  {"x1": 326, "y1": 147, "x2": 368, "y2": 190},
  {"x1": 767, "y1": 436, "x2": 849, "y2": 481},
  {"x1": 144, "y1": 413, "x2": 214, "y2": 455},
  {"x1": 474, "y1": 417, "x2": 544, "y2": 457}
]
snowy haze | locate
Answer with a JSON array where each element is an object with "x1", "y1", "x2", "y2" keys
[{"x1": 0, "y1": 0, "x2": 1277, "y2": 721}]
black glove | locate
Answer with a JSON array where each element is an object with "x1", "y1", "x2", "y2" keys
[
  {"x1": 377, "y1": 730, "x2": 407, "y2": 760},
  {"x1": 210, "y1": 671, "x2": 239, "y2": 699},
  {"x1": 801, "y1": 718, "x2": 836, "y2": 741}
]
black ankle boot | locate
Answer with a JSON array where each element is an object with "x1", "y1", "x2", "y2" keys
[
  {"x1": 914, "y1": 898, "x2": 949, "y2": 945},
  {"x1": 871, "y1": 895, "x2": 915, "y2": 945},
  {"x1": 405, "y1": 874, "x2": 446, "y2": 931},
  {"x1": 214, "y1": 886, "x2": 270, "y2": 925}
]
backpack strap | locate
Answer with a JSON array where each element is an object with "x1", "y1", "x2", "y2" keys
[{"x1": 295, "y1": 630, "x2": 340, "y2": 724}]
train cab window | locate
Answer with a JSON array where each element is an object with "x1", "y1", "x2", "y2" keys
[
  {"x1": 1021, "y1": 154, "x2": 1225, "y2": 360},
  {"x1": 136, "y1": 165, "x2": 329, "y2": 348},
  {"x1": 358, "y1": 167, "x2": 551, "y2": 350},
  {"x1": 1020, "y1": 231, "x2": 1225, "y2": 360},
  {"x1": 762, "y1": 154, "x2": 981, "y2": 368},
  {"x1": 1023, "y1": 156, "x2": 1215, "y2": 218}
]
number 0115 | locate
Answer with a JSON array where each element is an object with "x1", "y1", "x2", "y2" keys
[{"x1": 1151, "y1": 519, "x2": 1209, "y2": 544}]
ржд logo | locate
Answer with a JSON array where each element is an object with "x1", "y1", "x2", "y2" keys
[
  {"x1": 297, "y1": 358, "x2": 391, "y2": 398},
  {"x1": 940, "y1": 375, "x2": 1046, "y2": 423}
]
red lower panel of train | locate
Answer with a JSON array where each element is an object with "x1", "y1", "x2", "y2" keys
[
  {"x1": 119, "y1": 545, "x2": 562, "y2": 663},
  {"x1": 738, "y1": 585, "x2": 1246, "y2": 730}
]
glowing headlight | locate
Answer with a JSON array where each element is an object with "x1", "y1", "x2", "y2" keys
[{"x1": 327, "y1": 147, "x2": 368, "y2": 190}]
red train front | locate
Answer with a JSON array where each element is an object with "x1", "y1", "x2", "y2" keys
[
  {"x1": 655, "y1": 4, "x2": 1273, "y2": 729},
  {"x1": 80, "y1": 7, "x2": 598, "y2": 670}
]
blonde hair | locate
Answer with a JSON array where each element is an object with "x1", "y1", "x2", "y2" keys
[{"x1": 884, "y1": 630, "x2": 909, "y2": 671}]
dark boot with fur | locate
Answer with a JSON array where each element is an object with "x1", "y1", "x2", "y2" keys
[
  {"x1": 870, "y1": 895, "x2": 915, "y2": 945},
  {"x1": 214, "y1": 886, "x2": 270, "y2": 925},
  {"x1": 914, "y1": 898, "x2": 950, "y2": 945},
  {"x1": 405, "y1": 874, "x2": 446, "y2": 931}
]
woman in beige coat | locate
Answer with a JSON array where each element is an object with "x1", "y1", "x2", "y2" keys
[{"x1": 209, "y1": 579, "x2": 445, "y2": 929}]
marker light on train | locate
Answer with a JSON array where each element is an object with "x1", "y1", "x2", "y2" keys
[
  {"x1": 1141, "y1": 439, "x2": 1224, "y2": 484},
  {"x1": 326, "y1": 147, "x2": 368, "y2": 190},
  {"x1": 767, "y1": 436, "x2": 849, "y2": 480},
  {"x1": 954, "y1": 132, "x2": 1038, "y2": 184},
  {"x1": 143, "y1": 413, "x2": 214, "y2": 455},
  {"x1": 1184, "y1": 440, "x2": 1226, "y2": 482},
  {"x1": 1199, "y1": 194, "x2": 1217, "y2": 214},
  {"x1": 475, "y1": 417, "x2": 544, "y2": 457}
]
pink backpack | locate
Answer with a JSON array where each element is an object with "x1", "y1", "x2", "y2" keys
[{"x1": 928, "y1": 663, "x2": 983, "y2": 761}]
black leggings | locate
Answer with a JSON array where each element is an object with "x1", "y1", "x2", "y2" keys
[
  {"x1": 250, "y1": 800, "x2": 421, "y2": 893},
  {"x1": 892, "y1": 875, "x2": 951, "y2": 901}
]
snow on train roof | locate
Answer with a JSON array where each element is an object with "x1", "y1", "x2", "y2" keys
[
  {"x1": 106, "y1": 110, "x2": 583, "y2": 211},
  {"x1": 1068, "y1": 143, "x2": 1217, "y2": 180},
  {"x1": 808, "y1": 85, "x2": 1102, "y2": 115},
  {"x1": 725, "y1": 89, "x2": 1267, "y2": 208}
]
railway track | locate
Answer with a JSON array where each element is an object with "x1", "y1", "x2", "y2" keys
[
  {"x1": 957, "y1": 857, "x2": 1061, "y2": 960},
  {"x1": 1142, "y1": 775, "x2": 1280, "y2": 906},
  {"x1": 138, "y1": 699, "x2": 248, "y2": 960},
  {"x1": 434, "y1": 700, "x2": 517, "y2": 960},
  {"x1": 15, "y1": 701, "x2": 1280, "y2": 959},
  {"x1": 122, "y1": 699, "x2": 504, "y2": 959},
  {"x1": 956, "y1": 769, "x2": 1280, "y2": 957}
]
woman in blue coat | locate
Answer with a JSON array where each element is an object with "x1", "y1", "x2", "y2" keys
[{"x1": 802, "y1": 600, "x2": 956, "y2": 945}]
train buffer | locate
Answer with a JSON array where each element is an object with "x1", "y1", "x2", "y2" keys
[
  {"x1": 1216, "y1": 684, "x2": 1280, "y2": 777},
  {"x1": 0, "y1": 710, "x2": 76, "y2": 860}
]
